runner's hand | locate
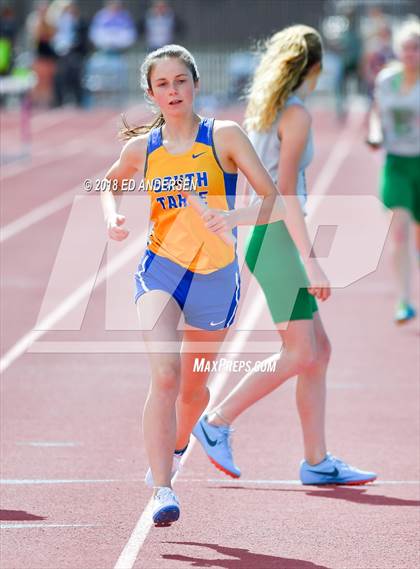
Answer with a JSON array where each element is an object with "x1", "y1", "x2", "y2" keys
[
  {"x1": 202, "y1": 208, "x2": 234, "y2": 235},
  {"x1": 305, "y1": 259, "x2": 331, "y2": 302},
  {"x1": 179, "y1": 192, "x2": 234, "y2": 245},
  {"x1": 107, "y1": 213, "x2": 129, "y2": 241}
]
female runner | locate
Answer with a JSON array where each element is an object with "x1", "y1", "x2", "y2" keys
[
  {"x1": 193, "y1": 25, "x2": 377, "y2": 486},
  {"x1": 101, "y1": 44, "x2": 283, "y2": 525},
  {"x1": 367, "y1": 20, "x2": 420, "y2": 323}
]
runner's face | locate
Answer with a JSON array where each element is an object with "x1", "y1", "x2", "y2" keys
[
  {"x1": 400, "y1": 38, "x2": 420, "y2": 72},
  {"x1": 148, "y1": 58, "x2": 198, "y2": 117}
]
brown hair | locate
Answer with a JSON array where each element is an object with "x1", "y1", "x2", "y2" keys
[
  {"x1": 245, "y1": 25, "x2": 323, "y2": 132},
  {"x1": 120, "y1": 44, "x2": 200, "y2": 140}
]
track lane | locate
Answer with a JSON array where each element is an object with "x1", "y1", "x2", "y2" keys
[{"x1": 1, "y1": 106, "x2": 418, "y2": 569}]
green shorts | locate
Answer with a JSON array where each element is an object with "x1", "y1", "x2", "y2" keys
[
  {"x1": 381, "y1": 154, "x2": 420, "y2": 222},
  {"x1": 245, "y1": 221, "x2": 318, "y2": 323}
]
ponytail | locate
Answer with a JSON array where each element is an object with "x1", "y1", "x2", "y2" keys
[
  {"x1": 245, "y1": 25, "x2": 322, "y2": 132},
  {"x1": 119, "y1": 113, "x2": 165, "y2": 140}
]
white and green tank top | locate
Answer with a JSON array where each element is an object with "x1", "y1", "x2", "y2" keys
[{"x1": 375, "y1": 65, "x2": 420, "y2": 156}]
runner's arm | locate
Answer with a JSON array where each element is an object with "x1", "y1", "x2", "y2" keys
[
  {"x1": 277, "y1": 106, "x2": 330, "y2": 300},
  {"x1": 366, "y1": 101, "x2": 383, "y2": 149},
  {"x1": 213, "y1": 121, "x2": 285, "y2": 226},
  {"x1": 100, "y1": 136, "x2": 147, "y2": 241}
]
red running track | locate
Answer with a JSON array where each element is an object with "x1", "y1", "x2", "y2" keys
[{"x1": 0, "y1": 104, "x2": 419, "y2": 569}]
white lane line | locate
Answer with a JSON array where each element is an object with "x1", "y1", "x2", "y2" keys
[
  {"x1": 1, "y1": 478, "x2": 418, "y2": 486},
  {"x1": 113, "y1": 501, "x2": 155, "y2": 569},
  {"x1": 0, "y1": 523, "x2": 97, "y2": 529},
  {"x1": 177, "y1": 478, "x2": 420, "y2": 486},
  {"x1": 0, "y1": 166, "x2": 106, "y2": 243},
  {"x1": 1, "y1": 479, "x2": 134, "y2": 485},
  {"x1": 0, "y1": 231, "x2": 146, "y2": 374},
  {"x1": 15, "y1": 442, "x2": 81, "y2": 447},
  {"x1": 113, "y1": 108, "x2": 364, "y2": 569},
  {"x1": 1, "y1": 188, "x2": 77, "y2": 242}
]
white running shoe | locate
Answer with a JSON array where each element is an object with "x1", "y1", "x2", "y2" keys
[
  {"x1": 152, "y1": 487, "x2": 180, "y2": 526},
  {"x1": 145, "y1": 454, "x2": 182, "y2": 488}
]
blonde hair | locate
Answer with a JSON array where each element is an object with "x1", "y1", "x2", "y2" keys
[
  {"x1": 245, "y1": 25, "x2": 323, "y2": 132},
  {"x1": 394, "y1": 18, "x2": 420, "y2": 54},
  {"x1": 120, "y1": 44, "x2": 199, "y2": 140}
]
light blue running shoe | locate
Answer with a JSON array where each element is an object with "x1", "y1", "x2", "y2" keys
[
  {"x1": 395, "y1": 302, "x2": 416, "y2": 325},
  {"x1": 300, "y1": 453, "x2": 377, "y2": 485},
  {"x1": 192, "y1": 416, "x2": 241, "y2": 478}
]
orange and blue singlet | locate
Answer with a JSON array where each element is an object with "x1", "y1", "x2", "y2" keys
[{"x1": 134, "y1": 118, "x2": 240, "y2": 330}]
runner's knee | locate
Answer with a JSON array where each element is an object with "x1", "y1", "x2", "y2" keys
[
  {"x1": 151, "y1": 360, "x2": 180, "y2": 393},
  {"x1": 288, "y1": 345, "x2": 318, "y2": 374},
  {"x1": 316, "y1": 337, "x2": 332, "y2": 368}
]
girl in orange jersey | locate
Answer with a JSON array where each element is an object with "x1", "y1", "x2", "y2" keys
[{"x1": 101, "y1": 44, "x2": 283, "y2": 526}]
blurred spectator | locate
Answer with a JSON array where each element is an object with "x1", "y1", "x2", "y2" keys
[
  {"x1": 362, "y1": 24, "x2": 395, "y2": 99},
  {"x1": 0, "y1": 4, "x2": 17, "y2": 75},
  {"x1": 26, "y1": 1, "x2": 57, "y2": 107},
  {"x1": 228, "y1": 51, "x2": 257, "y2": 101},
  {"x1": 140, "y1": 1, "x2": 185, "y2": 52},
  {"x1": 85, "y1": 1, "x2": 136, "y2": 107},
  {"x1": 52, "y1": 1, "x2": 89, "y2": 107},
  {"x1": 89, "y1": 0, "x2": 137, "y2": 52},
  {"x1": 335, "y1": 8, "x2": 362, "y2": 119},
  {"x1": 360, "y1": 6, "x2": 391, "y2": 53},
  {"x1": 47, "y1": 0, "x2": 74, "y2": 27},
  {"x1": 361, "y1": 8, "x2": 395, "y2": 99}
]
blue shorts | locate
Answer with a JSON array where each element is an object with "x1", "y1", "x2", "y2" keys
[{"x1": 134, "y1": 250, "x2": 240, "y2": 331}]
